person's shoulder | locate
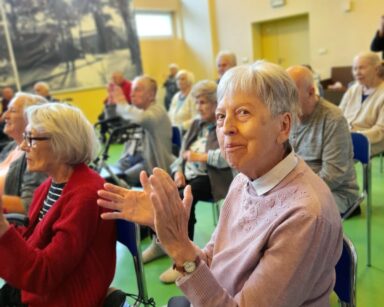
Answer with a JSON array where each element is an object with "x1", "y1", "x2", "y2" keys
[
  {"x1": 278, "y1": 161, "x2": 339, "y2": 221},
  {"x1": 376, "y1": 81, "x2": 384, "y2": 92},
  {"x1": 319, "y1": 99, "x2": 345, "y2": 121},
  {"x1": 149, "y1": 100, "x2": 168, "y2": 114},
  {"x1": 70, "y1": 164, "x2": 105, "y2": 190}
]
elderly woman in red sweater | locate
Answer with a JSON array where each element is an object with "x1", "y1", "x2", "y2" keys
[
  {"x1": 98, "y1": 61, "x2": 342, "y2": 307},
  {"x1": 0, "y1": 103, "x2": 116, "y2": 306}
]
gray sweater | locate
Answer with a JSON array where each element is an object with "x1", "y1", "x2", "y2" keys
[
  {"x1": 116, "y1": 101, "x2": 175, "y2": 174},
  {"x1": 290, "y1": 98, "x2": 359, "y2": 213}
]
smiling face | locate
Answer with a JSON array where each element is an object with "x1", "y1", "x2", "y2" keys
[
  {"x1": 3, "y1": 97, "x2": 27, "y2": 143},
  {"x1": 215, "y1": 93, "x2": 291, "y2": 179}
]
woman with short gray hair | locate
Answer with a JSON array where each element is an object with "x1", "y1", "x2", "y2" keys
[
  {"x1": 0, "y1": 103, "x2": 116, "y2": 306},
  {"x1": 168, "y1": 69, "x2": 197, "y2": 132}
]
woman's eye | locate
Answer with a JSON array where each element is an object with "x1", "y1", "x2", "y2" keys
[
  {"x1": 216, "y1": 113, "x2": 225, "y2": 121},
  {"x1": 237, "y1": 109, "x2": 250, "y2": 116}
]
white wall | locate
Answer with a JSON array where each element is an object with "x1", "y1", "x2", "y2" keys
[{"x1": 180, "y1": 0, "x2": 215, "y2": 80}]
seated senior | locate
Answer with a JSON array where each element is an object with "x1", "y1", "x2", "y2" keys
[
  {"x1": 0, "y1": 93, "x2": 47, "y2": 214},
  {"x1": 0, "y1": 103, "x2": 116, "y2": 306},
  {"x1": 339, "y1": 51, "x2": 384, "y2": 155},
  {"x1": 109, "y1": 75, "x2": 174, "y2": 186},
  {"x1": 287, "y1": 66, "x2": 360, "y2": 216},
  {"x1": 98, "y1": 61, "x2": 343, "y2": 306},
  {"x1": 168, "y1": 69, "x2": 196, "y2": 133}
]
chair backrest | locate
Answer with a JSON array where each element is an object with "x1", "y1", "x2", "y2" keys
[
  {"x1": 331, "y1": 66, "x2": 354, "y2": 88},
  {"x1": 351, "y1": 132, "x2": 370, "y2": 164},
  {"x1": 334, "y1": 235, "x2": 357, "y2": 306},
  {"x1": 116, "y1": 219, "x2": 151, "y2": 306},
  {"x1": 172, "y1": 126, "x2": 182, "y2": 156}
]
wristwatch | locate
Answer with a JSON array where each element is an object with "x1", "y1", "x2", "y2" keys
[{"x1": 173, "y1": 256, "x2": 201, "y2": 274}]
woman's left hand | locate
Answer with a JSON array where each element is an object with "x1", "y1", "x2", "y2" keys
[
  {"x1": 183, "y1": 150, "x2": 208, "y2": 163},
  {"x1": 148, "y1": 168, "x2": 196, "y2": 263}
]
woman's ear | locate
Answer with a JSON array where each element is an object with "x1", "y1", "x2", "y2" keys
[{"x1": 276, "y1": 112, "x2": 292, "y2": 145}]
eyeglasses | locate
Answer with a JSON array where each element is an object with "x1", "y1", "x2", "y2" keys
[{"x1": 22, "y1": 132, "x2": 50, "y2": 148}]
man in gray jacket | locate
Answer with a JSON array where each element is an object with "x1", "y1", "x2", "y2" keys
[
  {"x1": 111, "y1": 75, "x2": 174, "y2": 185},
  {"x1": 287, "y1": 65, "x2": 360, "y2": 216}
]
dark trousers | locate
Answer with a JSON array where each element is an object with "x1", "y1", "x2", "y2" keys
[
  {"x1": 0, "y1": 283, "x2": 26, "y2": 307},
  {"x1": 179, "y1": 176, "x2": 213, "y2": 240}
]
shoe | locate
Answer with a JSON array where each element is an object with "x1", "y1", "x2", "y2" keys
[
  {"x1": 343, "y1": 204, "x2": 361, "y2": 220},
  {"x1": 349, "y1": 205, "x2": 361, "y2": 218},
  {"x1": 142, "y1": 237, "x2": 166, "y2": 264},
  {"x1": 159, "y1": 266, "x2": 181, "y2": 284}
]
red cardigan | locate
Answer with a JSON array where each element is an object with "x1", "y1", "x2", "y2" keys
[{"x1": 0, "y1": 164, "x2": 116, "y2": 307}]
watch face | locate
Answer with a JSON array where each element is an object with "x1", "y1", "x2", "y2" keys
[{"x1": 184, "y1": 261, "x2": 197, "y2": 273}]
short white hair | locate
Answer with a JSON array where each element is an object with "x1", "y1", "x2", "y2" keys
[
  {"x1": 353, "y1": 51, "x2": 381, "y2": 67},
  {"x1": 216, "y1": 50, "x2": 237, "y2": 66},
  {"x1": 25, "y1": 103, "x2": 99, "y2": 165},
  {"x1": 217, "y1": 60, "x2": 299, "y2": 118},
  {"x1": 34, "y1": 81, "x2": 50, "y2": 91},
  {"x1": 13, "y1": 92, "x2": 48, "y2": 109},
  {"x1": 176, "y1": 70, "x2": 195, "y2": 85}
]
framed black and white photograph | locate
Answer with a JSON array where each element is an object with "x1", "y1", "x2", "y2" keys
[{"x1": 0, "y1": 0, "x2": 142, "y2": 91}]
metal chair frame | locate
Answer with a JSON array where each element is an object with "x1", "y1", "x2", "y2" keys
[
  {"x1": 94, "y1": 119, "x2": 154, "y2": 306},
  {"x1": 334, "y1": 235, "x2": 357, "y2": 307},
  {"x1": 350, "y1": 132, "x2": 372, "y2": 267}
]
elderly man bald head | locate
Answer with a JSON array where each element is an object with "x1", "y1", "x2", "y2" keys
[{"x1": 287, "y1": 65, "x2": 360, "y2": 216}]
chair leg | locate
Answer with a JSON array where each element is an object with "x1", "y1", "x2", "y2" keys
[
  {"x1": 133, "y1": 223, "x2": 150, "y2": 306},
  {"x1": 364, "y1": 164, "x2": 372, "y2": 267},
  {"x1": 212, "y1": 200, "x2": 222, "y2": 226},
  {"x1": 211, "y1": 202, "x2": 218, "y2": 226}
]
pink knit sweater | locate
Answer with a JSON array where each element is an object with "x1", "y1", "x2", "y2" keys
[{"x1": 178, "y1": 159, "x2": 342, "y2": 307}]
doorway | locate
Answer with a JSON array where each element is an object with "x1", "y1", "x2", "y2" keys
[{"x1": 252, "y1": 14, "x2": 309, "y2": 68}]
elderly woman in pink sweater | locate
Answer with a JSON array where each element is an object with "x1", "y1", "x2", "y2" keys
[{"x1": 98, "y1": 61, "x2": 343, "y2": 307}]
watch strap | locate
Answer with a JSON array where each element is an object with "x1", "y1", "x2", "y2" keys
[{"x1": 173, "y1": 255, "x2": 201, "y2": 274}]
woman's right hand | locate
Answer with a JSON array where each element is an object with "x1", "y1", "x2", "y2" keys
[
  {"x1": 97, "y1": 171, "x2": 155, "y2": 228},
  {"x1": 174, "y1": 171, "x2": 186, "y2": 188}
]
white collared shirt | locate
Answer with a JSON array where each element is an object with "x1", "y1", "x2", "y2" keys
[{"x1": 251, "y1": 150, "x2": 298, "y2": 196}]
